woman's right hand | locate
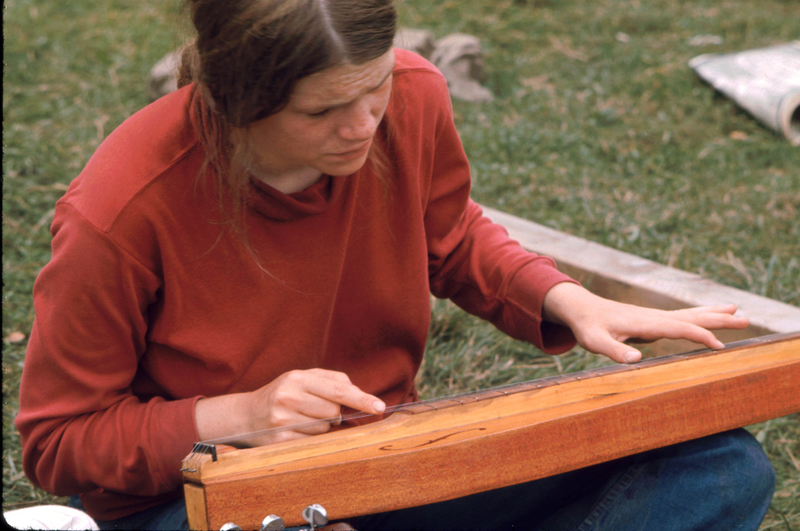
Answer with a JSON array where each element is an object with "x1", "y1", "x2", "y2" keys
[{"x1": 194, "y1": 368, "x2": 385, "y2": 447}]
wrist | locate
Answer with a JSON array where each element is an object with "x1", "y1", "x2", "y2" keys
[
  {"x1": 194, "y1": 392, "x2": 250, "y2": 443},
  {"x1": 542, "y1": 282, "x2": 594, "y2": 328}
]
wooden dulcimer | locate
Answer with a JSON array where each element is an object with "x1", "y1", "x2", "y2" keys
[{"x1": 182, "y1": 332, "x2": 800, "y2": 530}]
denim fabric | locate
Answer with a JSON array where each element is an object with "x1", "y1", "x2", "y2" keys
[
  {"x1": 571, "y1": 429, "x2": 776, "y2": 531},
  {"x1": 69, "y1": 496, "x2": 188, "y2": 531},
  {"x1": 79, "y1": 428, "x2": 774, "y2": 531}
]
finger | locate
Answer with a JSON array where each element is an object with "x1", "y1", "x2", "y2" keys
[
  {"x1": 275, "y1": 406, "x2": 344, "y2": 436},
  {"x1": 264, "y1": 427, "x2": 319, "y2": 446},
  {"x1": 679, "y1": 304, "x2": 739, "y2": 315},
  {"x1": 681, "y1": 325, "x2": 726, "y2": 350},
  {"x1": 307, "y1": 368, "x2": 355, "y2": 383},
  {"x1": 276, "y1": 369, "x2": 384, "y2": 415},
  {"x1": 266, "y1": 404, "x2": 334, "y2": 433},
  {"x1": 306, "y1": 375, "x2": 386, "y2": 416},
  {"x1": 291, "y1": 416, "x2": 335, "y2": 435},
  {"x1": 641, "y1": 318, "x2": 727, "y2": 350},
  {"x1": 578, "y1": 331, "x2": 642, "y2": 364},
  {"x1": 672, "y1": 305, "x2": 749, "y2": 331},
  {"x1": 292, "y1": 393, "x2": 342, "y2": 421},
  {"x1": 241, "y1": 428, "x2": 307, "y2": 447},
  {"x1": 271, "y1": 385, "x2": 347, "y2": 427},
  {"x1": 242, "y1": 412, "x2": 332, "y2": 447}
]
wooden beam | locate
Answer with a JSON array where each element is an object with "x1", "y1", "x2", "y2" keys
[
  {"x1": 481, "y1": 206, "x2": 800, "y2": 355},
  {"x1": 183, "y1": 334, "x2": 800, "y2": 529}
]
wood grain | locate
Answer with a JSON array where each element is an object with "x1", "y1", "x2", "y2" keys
[{"x1": 183, "y1": 333, "x2": 800, "y2": 530}]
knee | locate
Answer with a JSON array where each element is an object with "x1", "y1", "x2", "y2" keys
[{"x1": 712, "y1": 429, "x2": 776, "y2": 510}]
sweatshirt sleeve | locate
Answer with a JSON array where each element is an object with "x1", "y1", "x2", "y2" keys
[
  {"x1": 15, "y1": 203, "x2": 200, "y2": 498},
  {"x1": 419, "y1": 70, "x2": 578, "y2": 353}
]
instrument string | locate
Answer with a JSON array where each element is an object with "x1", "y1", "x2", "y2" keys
[
  {"x1": 196, "y1": 351, "x2": 695, "y2": 446},
  {"x1": 196, "y1": 373, "x2": 601, "y2": 446},
  {"x1": 191, "y1": 333, "x2": 791, "y2": 449}
]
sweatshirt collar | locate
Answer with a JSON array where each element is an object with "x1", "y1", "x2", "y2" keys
[{"x1": 247, "y1": 175, "x2": 339, "y2": 221}]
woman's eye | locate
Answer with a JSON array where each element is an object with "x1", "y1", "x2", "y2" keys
[{"x1": 307, "y1": 109, "x2": 330, "y2": 117}]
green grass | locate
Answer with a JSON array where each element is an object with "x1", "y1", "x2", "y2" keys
[{"x1": 3, "y1": 0, "x2": 798, "y2": 528}]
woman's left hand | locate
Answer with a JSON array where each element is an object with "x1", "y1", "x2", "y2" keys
[{"x1": 542, "y1": 282, "x2": 750, "y2": 363}]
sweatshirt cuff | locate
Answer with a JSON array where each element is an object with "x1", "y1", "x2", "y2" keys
[
  {"x1": 150, "y1": 395, "x2": 203, "y2": 491},
  {"x1": 505, "y1": 260, "x2": 579, "y2": 354}
]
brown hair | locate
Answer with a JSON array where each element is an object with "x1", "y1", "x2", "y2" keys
[{"x1": 178, "y1": 0, "x2": 396, "y2": 241}]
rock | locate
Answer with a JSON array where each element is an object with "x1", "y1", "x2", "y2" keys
[
  {"x1": 394, "y1": 28, "x2": 436, "y2": 59},
  {"x1": 146, "y1": 31, "x2": 495, "y2": 104},
  {"x1": 147, "y1": 49, "x2": 182, "y2": 102},
  {"x1": 430, "y1": 33, "x2": 494, "y2": 102}
]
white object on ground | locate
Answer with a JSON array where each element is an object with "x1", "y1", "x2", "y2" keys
[
  {"x1": 4, "y1": 505, "x2": 100, "y2": 530},
  {"x1": 690, "y1": 41, "x2": 800, "y2": 145}
]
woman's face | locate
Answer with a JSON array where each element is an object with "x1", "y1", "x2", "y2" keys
[{"x1": 247, "y1": 49, "x2": 395, "y2": 183}]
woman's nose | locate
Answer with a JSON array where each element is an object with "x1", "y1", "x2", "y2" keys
[{"x1": 338, "y1": 98, "x2": 380, "y2": 141}]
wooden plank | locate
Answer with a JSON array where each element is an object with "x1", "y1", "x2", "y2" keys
[
  {"x1": 183, "y1": 334, "x2": 800, "y2": 529},
  {"x1": 183, "y1": 207, "x2": 800, "y2": 529},
  {"x1": 184, "y1": 483, "x2": 209, "y2": 531},
  {"x1": 481, "y1": 206, "x2": 800, "y2": 355}
]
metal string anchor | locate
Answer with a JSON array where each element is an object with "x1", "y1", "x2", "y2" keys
[{"x1": 180, "y1": 442, "x2": 218, "y2": 472}]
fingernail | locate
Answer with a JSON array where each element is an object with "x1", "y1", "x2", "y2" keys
[
  {"x1": 374, "y1": 400, "x2": 385, "y2": 413},
  {"x1": 624, "y1": 351, "x2": 641, "y2": 363}
]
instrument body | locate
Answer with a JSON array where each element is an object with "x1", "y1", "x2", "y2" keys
[{"x1": 182, "y1": 333, "x2": 800, "y2": 530}]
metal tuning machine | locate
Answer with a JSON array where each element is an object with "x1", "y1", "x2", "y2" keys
[
  {"x1": 261, "y1": 514, "x2": 286, "y2": 531},
  {"x1": 302, "y1": 504, "x2": 329, "y2": 529},
  {"x1": 218, "y1": 506, "x2": 322, "y2": 530}
]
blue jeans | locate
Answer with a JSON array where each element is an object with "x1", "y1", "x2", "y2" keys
[{"x1": 75, "y1": 429, "x2": 774, "y2": 531}]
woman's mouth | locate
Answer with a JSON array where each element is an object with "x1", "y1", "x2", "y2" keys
[{"x1": 329, "y1": 142, "x2": 371, "y2": 160}]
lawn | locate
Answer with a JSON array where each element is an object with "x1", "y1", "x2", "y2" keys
[{"x1": 3, "y1": 0, "x2": 798, "y2": 528}]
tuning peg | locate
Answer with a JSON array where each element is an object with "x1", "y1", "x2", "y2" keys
[
  {"x1": 260, "y1": 514, "x2": 285, "y2": 531},
  {"x1": 302, "y1": 504, "x2": 329, "y2": 529},
  {"x1": 220, "y1": 524, "x2": 242, "y2": 531}
]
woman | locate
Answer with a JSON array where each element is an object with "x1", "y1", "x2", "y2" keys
[{"x1": 16, "y1": 0, "x2": 774, "y2": 529}]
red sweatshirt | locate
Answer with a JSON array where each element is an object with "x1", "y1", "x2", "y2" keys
[{"x1": 16, "y1": 49, "x2": 576, "y2": 520}]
